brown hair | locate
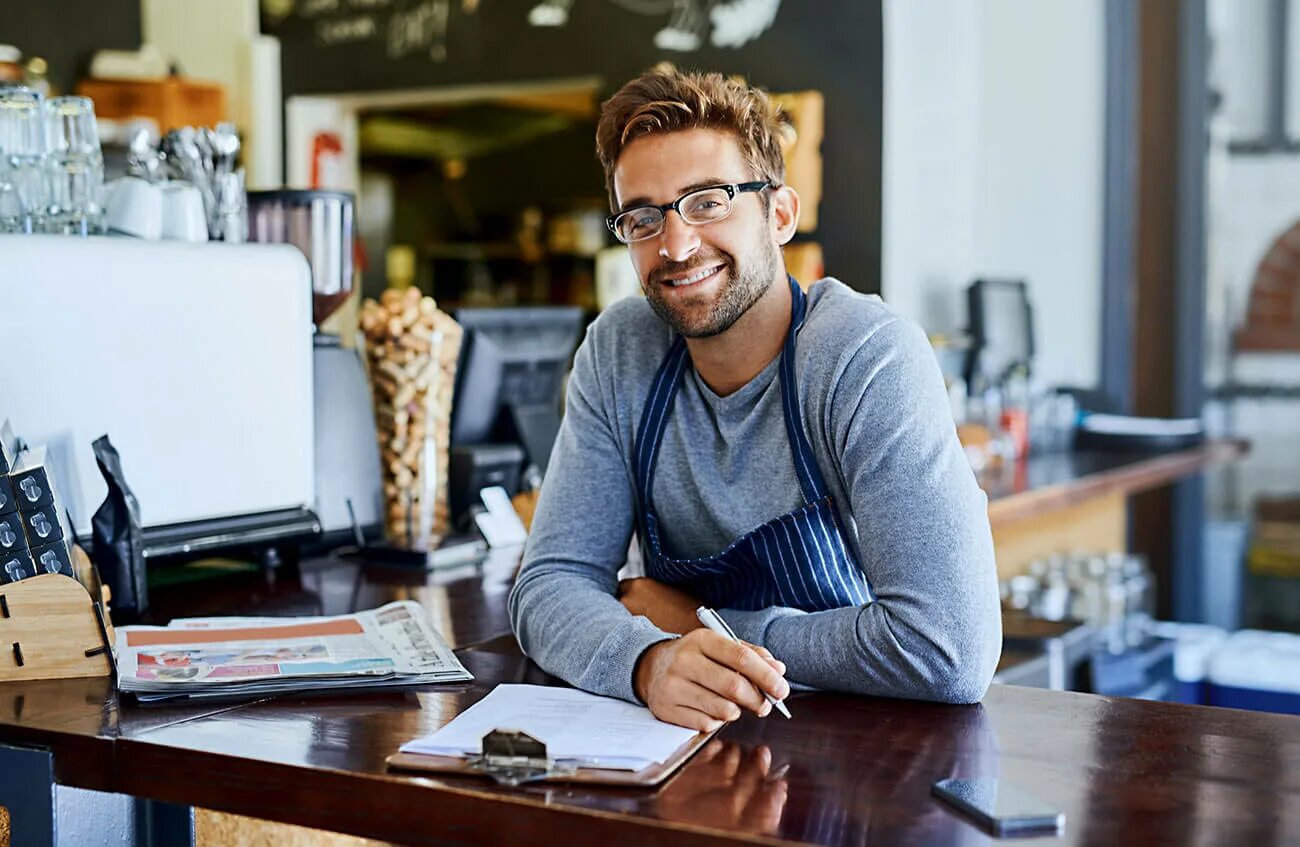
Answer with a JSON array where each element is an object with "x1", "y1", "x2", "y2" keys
[{"x1": 595, "y1": 65, "x2": 790, "y2": 209}]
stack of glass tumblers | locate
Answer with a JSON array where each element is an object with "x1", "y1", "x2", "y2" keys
[{"x1": 0, "y1": 86, "x2": 105, "y2": 236}]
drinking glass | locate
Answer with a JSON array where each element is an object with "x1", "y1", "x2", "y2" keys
[
  {"x1": 43, "y1": 96, "x2": 104, "y2": 235},
  {"x1": 44, "y1": 154, "x2": 105, "y2": 235},
  {"x1": 0, "y1": 86, "x2": 47, "y2": 233},
  {"x1": 44, "y1": 96, "x2": 100, "y2": 157}
]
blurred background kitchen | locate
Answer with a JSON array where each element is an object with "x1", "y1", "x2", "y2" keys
[{"x1": 2, "y1": 0, "x2": 1299, "y2": 714}]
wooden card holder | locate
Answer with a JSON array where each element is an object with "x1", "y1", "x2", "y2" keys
[{"x1": 0, "y1": 549, "x2": 115, "y2": 683}]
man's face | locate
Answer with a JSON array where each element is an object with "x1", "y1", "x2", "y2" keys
[{"x1": 613, "y1": 129, "x2": 782, "y2": 338}]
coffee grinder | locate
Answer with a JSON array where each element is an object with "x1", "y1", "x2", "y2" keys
[{"x1": 247, "y1": 189, "x2": 384, "y2": 544}]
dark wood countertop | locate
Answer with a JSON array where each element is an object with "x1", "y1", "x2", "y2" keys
[
  {"x1": 2, "y1": 438, "x2": 1269, "y2": 844},
  {"x1": 6, "y1": 540, "x2": 1298, "y2": 847},
  {"x1": 980, "y1": 439, "x2": 1249, "y2": 527},
  {"x1": 1, "y1": 635, "x2": 1297, "y2": 846}
]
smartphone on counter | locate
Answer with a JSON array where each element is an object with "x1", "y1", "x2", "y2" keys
[{"x1": 931, "y1": 777, "x2": 1064, "y2": 837}]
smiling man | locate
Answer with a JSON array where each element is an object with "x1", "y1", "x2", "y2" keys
[{"x1": 508, "y1": 67, "x2": 1001, "y2": 731}]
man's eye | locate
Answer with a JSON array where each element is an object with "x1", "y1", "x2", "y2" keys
[
  {"x1": 685, "y1": 196, "x2": 726, "y2": 217},
  {"x1": 628, "y1": 214, "x2": 658, "y2": 233}
]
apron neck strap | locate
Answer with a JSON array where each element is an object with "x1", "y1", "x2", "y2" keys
[
  {"x1": 634, "y1": 336, "x2": 690, "y2": 509},
  {"x1": 781, "y1": 277, "x2": 831, "y2": 503}
]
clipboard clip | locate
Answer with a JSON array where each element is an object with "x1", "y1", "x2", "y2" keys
[{"x1": 465, "y1": 729, "x2": 578, "y2": 786}]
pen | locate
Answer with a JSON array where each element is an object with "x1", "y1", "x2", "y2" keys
[
  {"x1": 695, "y1": 606, "x2": 792, "y2": 720},
  {"x1": 766, "y1": 762, "x2": 792, "y2": 783}
]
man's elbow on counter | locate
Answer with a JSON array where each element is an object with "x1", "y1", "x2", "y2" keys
[
  {"x1": 934, "y1": 624, "x2": 1001, "y2": 705},
  {"x1": 910, "y1": 615, "x2": 1001, "y2": 705},
  {"x1": 905, "y1": 655, "x2": 995, "y2": 705},
  {"x1": 936, "y1": 664, "x2": 995, "y2": 705},
  {"x1": 932, "y1": 558, "x2": 1003, "y2": 704}
]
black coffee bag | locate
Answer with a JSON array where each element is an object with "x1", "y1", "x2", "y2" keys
[{"x1": 91, "y1": 435, "x2": 147, "y2": 617}]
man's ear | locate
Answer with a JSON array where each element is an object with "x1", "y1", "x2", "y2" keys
[{"x1": 770, "y1": 185, "x2": 800, "y2": 246}]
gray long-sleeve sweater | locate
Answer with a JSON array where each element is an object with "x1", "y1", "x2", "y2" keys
[{"x1": 508, "y1": 278, "x2": 1001, "y2": 705}]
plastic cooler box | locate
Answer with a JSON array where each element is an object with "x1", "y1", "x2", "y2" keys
[
  {"x1": 1150, "y1": 622, "x2": 1228, "y2": 705},
  {"x1": 1206, "y1": 629, "x2": 1300, "y2": 715}
]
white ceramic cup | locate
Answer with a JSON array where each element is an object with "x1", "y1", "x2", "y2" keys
[
  {"x1": 104, "y1": 176, "x2": 162, "y2": 239},
  {"x1": 160, "y1": 182, "x2": 208, "y2": 242}
]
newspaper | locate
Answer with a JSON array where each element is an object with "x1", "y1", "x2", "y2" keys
[{"x1": 114, "y1": 601, "x2": 472, "y2": 703}]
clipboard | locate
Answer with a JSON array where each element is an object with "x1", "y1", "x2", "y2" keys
[{"x1": 387, "y1": 725, "x2": 721, "y2": 787}]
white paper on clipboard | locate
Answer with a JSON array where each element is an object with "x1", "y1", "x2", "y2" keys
[{"x1": 399, "y1": 684, "x2": 697, "y2": 770}]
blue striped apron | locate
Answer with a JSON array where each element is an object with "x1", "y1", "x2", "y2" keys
[{"x1": 634, "y1": 277, "x2": 873, "y2": 612}]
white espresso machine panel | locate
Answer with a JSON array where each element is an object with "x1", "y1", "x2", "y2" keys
[{"x1": 0, "y1": 235, "x2": 317, "y2": 544}]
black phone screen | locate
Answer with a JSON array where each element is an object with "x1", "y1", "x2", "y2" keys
[{"x1": 931, "y1": 777, "x2": 1064, "y2": 837}]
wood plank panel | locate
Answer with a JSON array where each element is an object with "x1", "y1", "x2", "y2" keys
[{"x1": 993, "y1": 493, "x2": 1128, "y2": 580}]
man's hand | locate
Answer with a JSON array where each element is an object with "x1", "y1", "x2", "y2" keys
[
  {"x1": 633, "y1": 629, "x2": 789, "y2": 731},
  {"x1": 619, "y1": 577, "x2": 702, "y2": 635}
]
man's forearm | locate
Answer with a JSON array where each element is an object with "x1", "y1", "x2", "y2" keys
[
  {"x1": 717, "y1": 593, "x2": 1001, "y2": 704},
  {"x1": 509, "y1": 558, "x2": 676, "y2": 703}
]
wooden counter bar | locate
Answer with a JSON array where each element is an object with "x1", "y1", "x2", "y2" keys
[
  {"x1": 0, "y1": 439, "x2": 1268, "y2": 846},
  {"x1": 1, "y1": 636, "x2": 1297, "y2": 846},
  {"x1": 978, "y1": 440, "x2": 1249, "y2": 578}
]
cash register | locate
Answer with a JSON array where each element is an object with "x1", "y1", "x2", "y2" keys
[{"x1": 447, "y1": 306, "x2": 585, "y2": 530}]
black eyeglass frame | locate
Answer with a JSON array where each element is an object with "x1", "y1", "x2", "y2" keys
[{"x1": 606, "y1": 180, "x2": 772, "y2": 243}]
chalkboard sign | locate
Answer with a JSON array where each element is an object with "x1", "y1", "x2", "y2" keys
[{"x1": 264, "y1": 0, "x2": 881, "y2": 292}]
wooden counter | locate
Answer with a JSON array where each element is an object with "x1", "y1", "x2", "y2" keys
[
  {"x1": 0, "y1": 440, "x2": 1260, "y2": 845},
  {"x1": 1, "y1": 632, "x2": 1296, "y2": 846},
  {"x1": 978, "y1": 440, "x2": 1248, "y2": 578}
]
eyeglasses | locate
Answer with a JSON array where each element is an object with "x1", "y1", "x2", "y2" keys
[{"x1": 607, "y1": 180, "x2": 770, "y2": 244}]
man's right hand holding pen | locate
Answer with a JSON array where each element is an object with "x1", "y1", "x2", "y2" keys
[{"x1": 632, "y1": 628, "x2": 792, "y2": 732}]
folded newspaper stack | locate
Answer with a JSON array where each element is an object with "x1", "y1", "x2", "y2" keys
[{"x1": 115, "y1": 601, "x2": 473, "y2": 703}]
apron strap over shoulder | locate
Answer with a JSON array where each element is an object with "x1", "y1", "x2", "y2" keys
[{"x1": 781, "y1": 277, "x2": 832, "y2": 503}]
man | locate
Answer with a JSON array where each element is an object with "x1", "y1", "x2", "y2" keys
[{"x1": 509, "y1": 66, "x2": 1000, "y2": 731}]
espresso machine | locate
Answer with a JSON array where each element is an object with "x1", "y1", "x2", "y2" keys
[
  {"x1": 247, "y1": 190, "x2": 383, "y2": 544},
  {"x1": 1, "y1": 235, "x2": 318, "y2": 555}
]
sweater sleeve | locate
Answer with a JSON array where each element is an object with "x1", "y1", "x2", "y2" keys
[
  {"x1": 508, "y1": 326, "x2": 675, "y2": 703},
  {"x1": 717, "y1": 318, "x2": 1002, "y2": 703}
]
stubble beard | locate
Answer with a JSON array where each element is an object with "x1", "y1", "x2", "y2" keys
[{"x1": 645, "y1": 239, "x2": 782, "y2": 339}]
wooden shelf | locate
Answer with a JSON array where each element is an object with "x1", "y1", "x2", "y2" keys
[{"x1": 76, "y1": 76, "x2": 227, "y2": 134}]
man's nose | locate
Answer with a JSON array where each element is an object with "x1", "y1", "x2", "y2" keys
[{"x1": 657, "y1": 211, "x2": 700, "y2": 262}]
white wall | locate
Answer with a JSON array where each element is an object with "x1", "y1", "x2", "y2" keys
[
  {"x1": 141, "y1": 0, "x2": 283, "y2": 187},
  {"x1": 1214, "y1": 0, "x2": 1275, "y2": 140},
  {"x1": 1290, "y1": 0, "x2": 1300, "y2": 135},
  {"x1": 1211, "y1": 0, "x2": 1300, "y2": 141},
  {"x1": 882, "y1": 0, "x2": 1106, "y2": 390},
  {"x1": 880, "y1": 0, "x2": 983, "y2": 337}
]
